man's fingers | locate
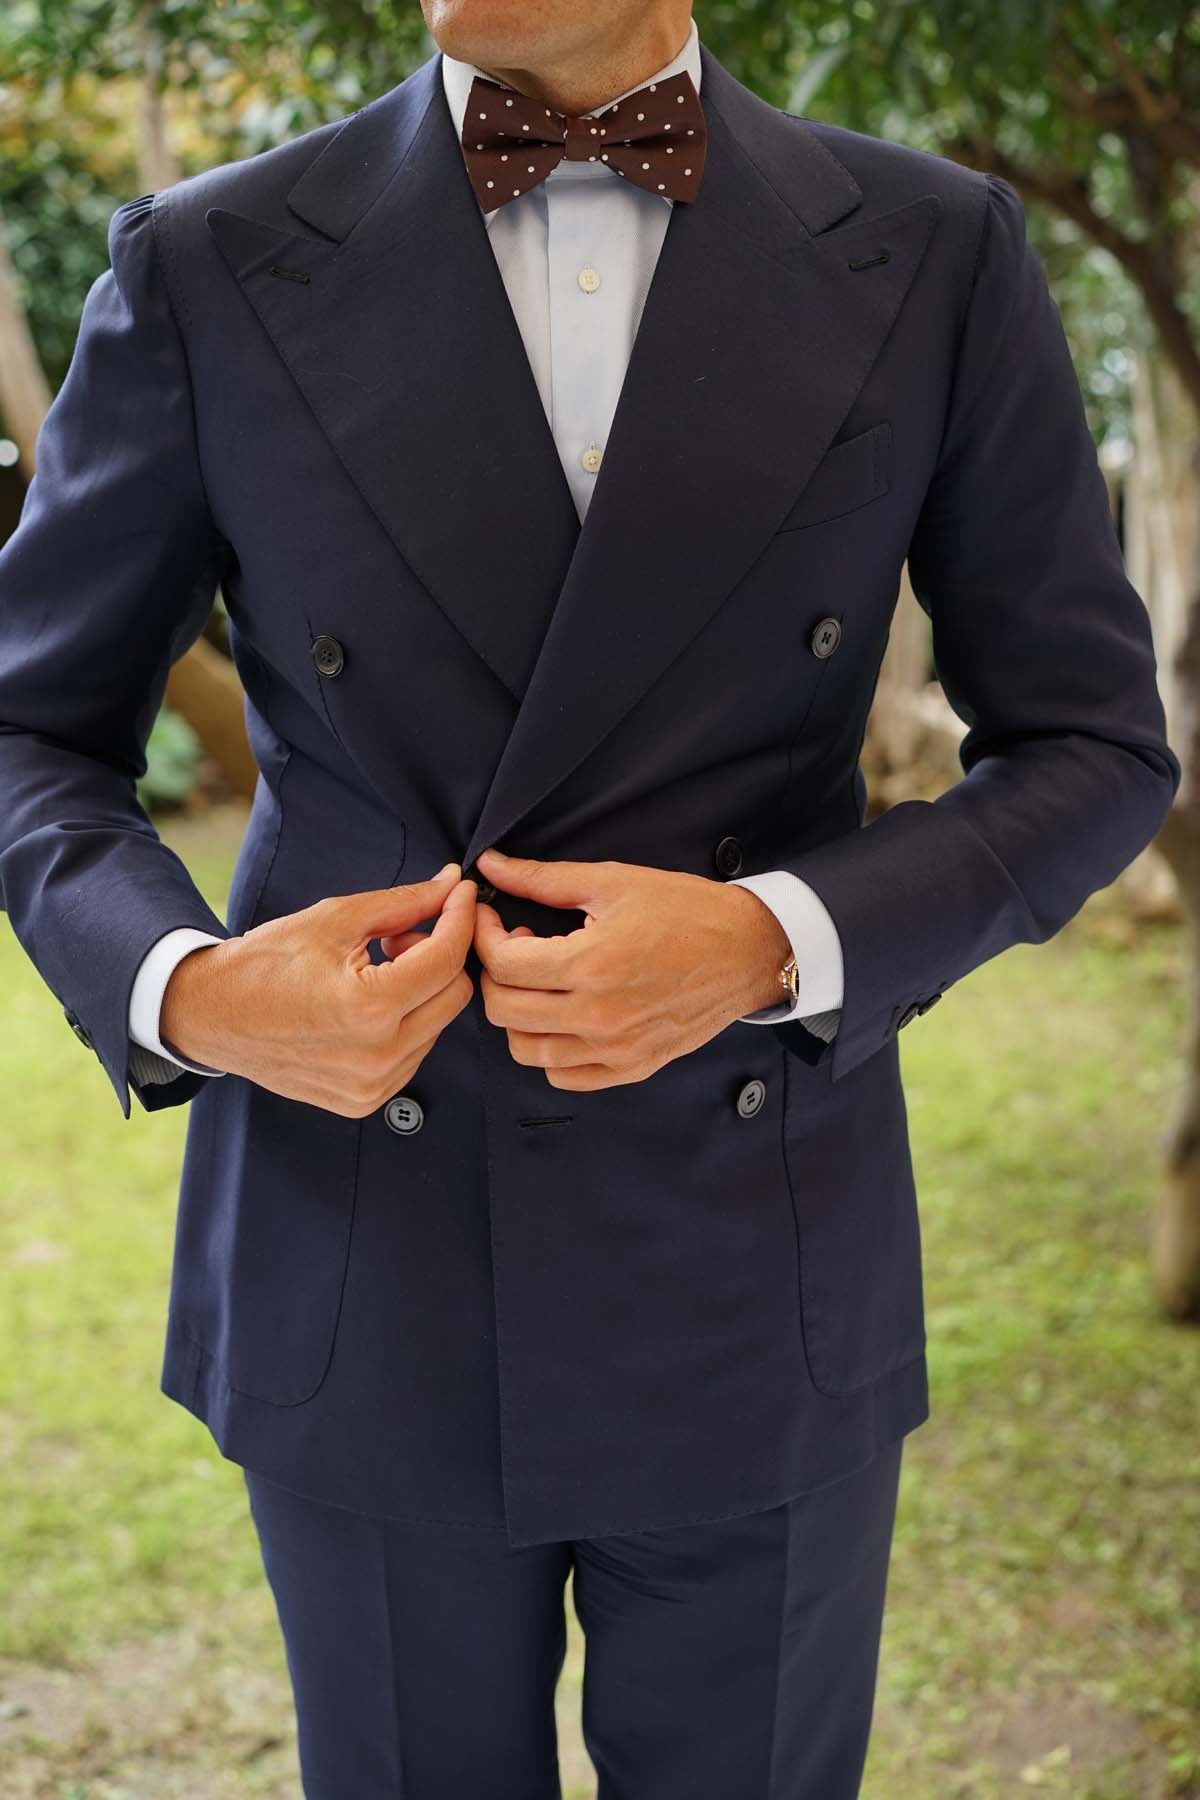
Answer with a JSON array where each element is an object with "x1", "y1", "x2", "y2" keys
[
  {"x1": 480, "y1": 970, "x2": 577, "y2": 1032},
  {"x1": 504, "y1": 1028, "x2": 602, "y2": 1068},
  {"x1": 543, "y1": 1063, "x2": 629, "y2": 1090},
  {"x1": 327, "y1": 862, "x2": 462, "y2": 949},
  {"x1": 364, "y1": 879, "x2": 477, "y2": 1010},
  {"x1": 473, "y1": 901, "x2": 578, "y2": 988},
  {"x1": 378, "y1": 929, "x2": 429, "y2": 960},
  {"x1": 391, "y1": 963, "x2": 475, "y2": 1052},
  {"x1": 475, "y1": 848, "x2": 607, "y2": 911},
  {"x1": 471, "y1": 903, "x2": 535, "y2": 952}
]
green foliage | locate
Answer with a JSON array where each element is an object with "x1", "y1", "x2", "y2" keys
[
  {"x1": 1, "y1": 0, "x2": 434, "y2": 143},
  {"x1": 0, "y1": 139, "x2": 119, "y2": 389},
  {"x1": 697, "y1": 0, "x2": 1199, "y2": 441},
  {"x1": 3, "y1": 2, "x2": 1195, "y2": 433},
  {"x1": 134, "y1": 704, "x2": 202, "y2": 813},
  {"x1": 694, "y1": 0, "x2": 802, "y2": 106}
]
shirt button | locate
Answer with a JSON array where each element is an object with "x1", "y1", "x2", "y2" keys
[
  {"x1": 577, "y1": 266, "x2": 601, "y2": 294},
  {"x1": 580, "y1": 445, "x2": 604, "y2": 474}
]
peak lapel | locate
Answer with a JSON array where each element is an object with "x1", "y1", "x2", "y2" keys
[
  {"x1": 205, "y1": 54, "x2": 580, "y2": 703},
  {"x1": 462, "y1": 50, "x2": 941, "y2": 867}
]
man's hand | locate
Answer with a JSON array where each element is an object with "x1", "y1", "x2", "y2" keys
[
  {"x1": 472, "y1": 848, "x2": 792, "y2": 1091},
  {"x1": 160, "y1": 865, "x2": 477, "y2": 1117}
]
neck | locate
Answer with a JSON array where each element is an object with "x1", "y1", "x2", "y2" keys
[{"x1": 474, "y1": 15, "x2": 692, "y2": 117}]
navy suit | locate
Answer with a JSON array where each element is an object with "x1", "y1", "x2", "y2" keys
[{"x1": 0, "y1": 38, "x2": 1178, "y2": 1795}]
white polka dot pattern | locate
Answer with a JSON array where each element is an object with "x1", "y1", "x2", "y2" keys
[{"x1": 460, "y1": 71, "x2": 707, "y2": 213}]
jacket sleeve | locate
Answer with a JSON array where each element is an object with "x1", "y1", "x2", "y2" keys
[
  {"x1": 770, "y1": 171, "x2": 1181, "y2": 1085},
  {"x1": 728, "y1": 869, "x2": 843, "y2": 1034},
  {"x1": 0, "y1": 191, "x2": 234, "y2": 1118}
]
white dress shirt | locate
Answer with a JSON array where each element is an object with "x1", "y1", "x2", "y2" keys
[{"x1": 127, "y1": 18, "x2": 843, "y2": 1086}]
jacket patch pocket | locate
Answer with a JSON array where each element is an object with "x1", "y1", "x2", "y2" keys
[
  {"x1": 176, "y1": 756, "x2": 407, "y2": 1407},
  {"x1": 776, "y1": 421, "x2": 892, "y2": 533},
  {"x1": 203, "y1": 1075, "x2": 364, "y2": 1407},
  {"x1": 782, "y1": 1036, "x2": 925, "y2": 1396}
]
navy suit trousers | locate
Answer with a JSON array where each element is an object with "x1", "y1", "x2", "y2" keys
[{"x1": 242, "y1": 1438, "x2": 904, "y2": 1799}]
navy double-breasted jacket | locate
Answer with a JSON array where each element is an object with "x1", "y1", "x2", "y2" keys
[{"x1": 0, "y1": 43, "x2": 1179, "y2": 1546}]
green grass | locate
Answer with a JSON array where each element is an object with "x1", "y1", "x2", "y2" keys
[
  {"x1": 0, "y1": 803, "x2": 1197, "y2": 1797},
  {"x1": 869, "y1": 896, "x2": 1200, "y2": 1797}
]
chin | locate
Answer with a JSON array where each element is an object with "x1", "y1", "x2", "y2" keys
[{"x1": 422, "y1": 1, "x2": 556, "y2": 67}]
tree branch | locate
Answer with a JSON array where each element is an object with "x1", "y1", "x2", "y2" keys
[
  {"x1": 1095, "y1": 17, "x2": 1167, "y2": 127},
  {"x1": 945, "y1": 137, "x2": 1200, "y2": 424},
  {"x1": 1051, "y1": 20, "x2": 1200, "y2": 167}
]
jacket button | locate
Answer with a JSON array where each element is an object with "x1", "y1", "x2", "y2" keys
[
  {"x1": 810, "y1": 616, "x2": 841, "y2": 659},
  {"x1": 714, "y1": 835, "x2": 744, "y2": 878},
  {"x1": 64, "y1": 1007, "x2": 92, "y2": 1049},
  {"x1": 735, "y1": 1077, "x2": 766, "y2": 1119},
  {"x1": 311, "y1": 634, "x2": 345, "y2": 677},
  {"x1": 462, "y1": 863, "x2": 498, "y2": 906},
  {"x1": 917, "y1": 992, "x2": 944, "y2": 1016},
  {"x1": 384, "y1": 1094, "x2": 424, "y2": 1135},
  {"x1": 896, "y1": 1002, "x2": 920, "y2": 1029}
]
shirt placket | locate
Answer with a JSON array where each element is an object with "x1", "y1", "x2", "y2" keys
[{"x1": 545, "y1": 168, "x2": 618, "y2": 524}]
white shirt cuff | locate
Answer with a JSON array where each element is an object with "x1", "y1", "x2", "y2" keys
[
  {"x1": 128, "y1": 927, "x2": 228, "y2": 1079},
  {"x1": 728, "y1": 870, "x2": 844, "y2": 1032}
]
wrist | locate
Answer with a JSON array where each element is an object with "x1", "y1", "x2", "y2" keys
[
  {"x1": 722, "y1": 883, "x2": 793, "y2": 1016},
  {"x1": 160, "y1": 938, "x2": 239, "y2": 1068}
]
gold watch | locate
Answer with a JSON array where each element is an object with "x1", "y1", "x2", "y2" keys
[{"x1": 779, "y1": 954, "x2": 800, "y2": 1006}]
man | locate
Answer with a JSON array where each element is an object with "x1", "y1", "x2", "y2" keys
[{"x1": 0, "y1": 0, "x2": 1178, "y2": 1792}]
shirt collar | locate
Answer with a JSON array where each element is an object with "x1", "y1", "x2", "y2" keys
[{"x1": 440, "y1": 17, "x2": 702, "y2": 150}]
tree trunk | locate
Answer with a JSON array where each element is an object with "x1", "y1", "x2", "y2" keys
[
  {"x1": 1, "y1": 101, "x2": 253, "y2": 796},
  {"x1": 134, "y1": 4, "x2": 183, "y2": 192},
  {"x1": 867, "y1": 567, "x2": 930, "y2": 772},
  {"x1": 165, "y1": 636, "x2": 258, "y2": 801},
  {"x1": 129, "y1": 13, "x2": 254, "y2": 798},
  {"x1": 1155, "y1": 862, "x2": 1200, "y2": 1319},
  {"x1": 1150, "y1": 406, "x2": 1200, "y2": 1319},
  {"x1": 0, "y1": 201, "x2": 53, "y2": 479}
]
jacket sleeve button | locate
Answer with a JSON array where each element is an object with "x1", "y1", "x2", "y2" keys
[
  {"x1": 311, "y1": 635, "x2": 345, "y2": 677},
  {"x1": 64, "y1": 1007, "x2": 93, "y2": 1049},
  {"x1": 896, "y1": 1002, "x2": 920, "y2": 1029}
]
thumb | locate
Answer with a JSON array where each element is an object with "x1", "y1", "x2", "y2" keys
[
  {"x1": 475, "y1": 849, "x2": 604, "y2": 911},
  {"x1": 377, "y1": 929, "x2": 428, "y2": 960},
  {"x1": 328, "y1": 863, "x2": 462, "y2": 949}
]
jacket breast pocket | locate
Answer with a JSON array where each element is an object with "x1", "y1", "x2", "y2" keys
[{"x1": 776, "y1": 421, "x2": 892, "y2": 533}]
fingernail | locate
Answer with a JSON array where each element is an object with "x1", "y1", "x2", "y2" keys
[{"x1": 438, "y1": 861, "x2": 460, "y2": 878}]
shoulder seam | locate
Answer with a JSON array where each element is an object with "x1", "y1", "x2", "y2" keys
[
  {"x1": 148, "y1": 192, "x2": 226, "y2": 549},
  {"x1": 948, "y1": 169, "x2": 996, "y2": 391}
]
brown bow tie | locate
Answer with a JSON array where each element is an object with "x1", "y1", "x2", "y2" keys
[{"x1": 461, "y1": 70, "x2": 708, "y2": 214}]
